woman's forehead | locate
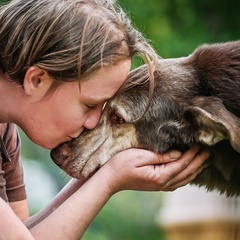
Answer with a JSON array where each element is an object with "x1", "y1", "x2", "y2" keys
[{"x1": 79, "y1": 60, "x2": 131, "y2": 101}]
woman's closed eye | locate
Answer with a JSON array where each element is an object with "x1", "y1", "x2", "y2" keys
[
  {"x1": 86, "y1": 101, "x2": 107, "y2": 110},
  {"x1": 86, "y1": 104, "x2": 97, "y2": 109}
]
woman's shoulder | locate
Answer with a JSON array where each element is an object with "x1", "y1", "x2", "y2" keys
[
  {"x1": 0, "y1": 123, "x2": 20, "y2": 163},
  {"x1": 0, "y1": 123, "x2": 19, "y2": 139}
]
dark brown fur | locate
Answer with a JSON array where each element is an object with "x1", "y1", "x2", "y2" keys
[{"x1": 51, "y1": 40, "x2": 240, "y2": 196}]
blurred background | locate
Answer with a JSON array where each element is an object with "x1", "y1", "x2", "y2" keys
[{"x1": 1, "y1": 0, "x2": 239, "y2": 239}]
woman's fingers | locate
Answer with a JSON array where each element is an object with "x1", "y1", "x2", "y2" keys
[
  {"x1": 126, "y1": 149, "x2": 183, "y2": 167},
  {"x1": 151, "y1": 148, "x2": 200, "y2": 180},
  {"x1": 103, "y1": 147, "x2": 210, "y2": 193},
  {"x1": 156, "y1": 150, "x2": 183, "y2": 163},
  {"x1": 160, "y1": 150, "x2": 210, "y2": 191}
]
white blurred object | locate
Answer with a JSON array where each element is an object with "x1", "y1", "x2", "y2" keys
[
  {"x1": 157, "y1": 184, "x2": 240, "y2": 226},
  {"x1": 22, "y1": 159, "x2": 58, "y2": 212}
]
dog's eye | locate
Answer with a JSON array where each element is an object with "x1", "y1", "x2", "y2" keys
[{"x1": 110, "y1": 111, "x2": 125, "y2": 125}]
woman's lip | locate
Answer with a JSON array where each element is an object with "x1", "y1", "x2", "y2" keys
[
  {"x1": 66, "y1": 136, "x2": 74, "y2": 141},
  {"x1": 65, "y1": 129, "x2": 84, "y2": 142}
]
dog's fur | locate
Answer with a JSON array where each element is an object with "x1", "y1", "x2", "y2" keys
[{"x1": 51, "y1": 40, "x2": 240, "y2": 196}]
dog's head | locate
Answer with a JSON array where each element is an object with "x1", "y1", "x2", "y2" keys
[{"x1": 51, "y1": 41, "x2": 240, "y2": 180}]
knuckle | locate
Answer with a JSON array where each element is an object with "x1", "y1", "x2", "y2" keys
[
  {"x1": 157, "y1": 154, "x2": 164, "y2": 163},
  {"x1": 188, "y1": 167, "x2": 198, "y2": 176},
  {"x1": 180, "y1": 160, "x2": 189, "y2": 170}
]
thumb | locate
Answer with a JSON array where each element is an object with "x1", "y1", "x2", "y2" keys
[
  {"x1": 135, "y1": 149, "x2": 182, "y2": 167},
  {"x1": 157, "y1": 150, "x2": 182, "y2": 164}
]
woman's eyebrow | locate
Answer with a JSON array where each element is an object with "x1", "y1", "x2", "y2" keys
[{"x1": 91, "y1": 95, "x2": 113, "y2": 103}]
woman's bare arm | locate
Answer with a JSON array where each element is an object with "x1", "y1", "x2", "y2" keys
[
  {"x1": 0, "y1": 148, "x2": 209, "y2": 240},
  {"x1": 24, "y1": 178, "x2": 87, "y2": 229},
  {"x1": 10, "y1": 199, "x2": 29, "y2": 221},
  {"x1": 30, "y1": 148, "x2": 209, "y2": 240}
]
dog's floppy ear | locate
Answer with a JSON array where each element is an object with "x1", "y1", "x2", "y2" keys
[
  {"x1": 189, "y1": 96, "x2": 240, "y2": 152},
  {"x1": 188, "y1": 41, "x2": 240, "y2": 97}
]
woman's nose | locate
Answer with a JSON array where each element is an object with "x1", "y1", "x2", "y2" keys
[{"x1": 83, "y1": 105, "x2": 103, "y2": 130}]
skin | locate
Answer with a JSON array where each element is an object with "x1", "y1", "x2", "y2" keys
[
  {"x1": 0, "y1": 60, "x2": 132, "y2": 149},
  {"x1": 9, "y1": 201, "x2": 29, "y2": 221},
  {"x1": 0, "y1": 59, "x2": 209, "y2": 239}
]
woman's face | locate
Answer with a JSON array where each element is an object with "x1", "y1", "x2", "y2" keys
[{"x1": 21, "y1": 60, "x2": 131, "y2": 149}]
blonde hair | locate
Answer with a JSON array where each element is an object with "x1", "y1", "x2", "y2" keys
[{"x1": 0, "y1": 0, "x2": 158, "y2": 86}]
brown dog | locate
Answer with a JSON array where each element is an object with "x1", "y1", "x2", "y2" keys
[{"x1": 51, "y1": 40, "x2": 240, "y2": 196}]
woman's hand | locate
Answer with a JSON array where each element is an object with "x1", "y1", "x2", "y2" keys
[
  {"x1": 98, "y1": 148, "x2": 210, "y2": 194},
  {"x1": 23, "y1": 148, "x2": 209, "y2": 240}
]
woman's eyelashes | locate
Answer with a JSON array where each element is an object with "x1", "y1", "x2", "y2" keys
[{"x1": 86, "y1": 104, "x2": 97, "y2": 109}]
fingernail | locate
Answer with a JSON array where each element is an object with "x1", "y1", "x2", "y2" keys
[{"x1": 169, "y1": 150, "x2": 182, "y2": 160}]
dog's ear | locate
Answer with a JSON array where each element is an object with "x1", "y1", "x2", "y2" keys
[
  {"x1": 154, "y1": 96, "x2": 240, "y2": 153},
  {"x1": 188, "y1": 41, "x2": 240, "y2": 96},
  {"x1": 189, "y1": 96, "x2": 240, "y2": 152}
]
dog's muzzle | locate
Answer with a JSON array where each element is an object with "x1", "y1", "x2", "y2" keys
[{"x1": 50, "y1": 144, "x2": 70, "y2": 166}]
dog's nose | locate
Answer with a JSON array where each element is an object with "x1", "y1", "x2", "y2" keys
[{"x1": 50, "y1": 147, "x2": 69, "y2": 166}]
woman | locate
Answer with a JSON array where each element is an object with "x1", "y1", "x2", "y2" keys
[{"x1": 0, "y1": 0, "x2": 209, "y2": 239}]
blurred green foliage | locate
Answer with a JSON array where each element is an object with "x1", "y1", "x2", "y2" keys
[
  {"x1": 119, "y1": 0, "x2": 239, "y2": 58},
  {"x1": 82, "y1": 191, "x2": 165, "y2": 240},
  {"x1": 1, "y1": 0, "x2": 239, "y2": 239}
]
